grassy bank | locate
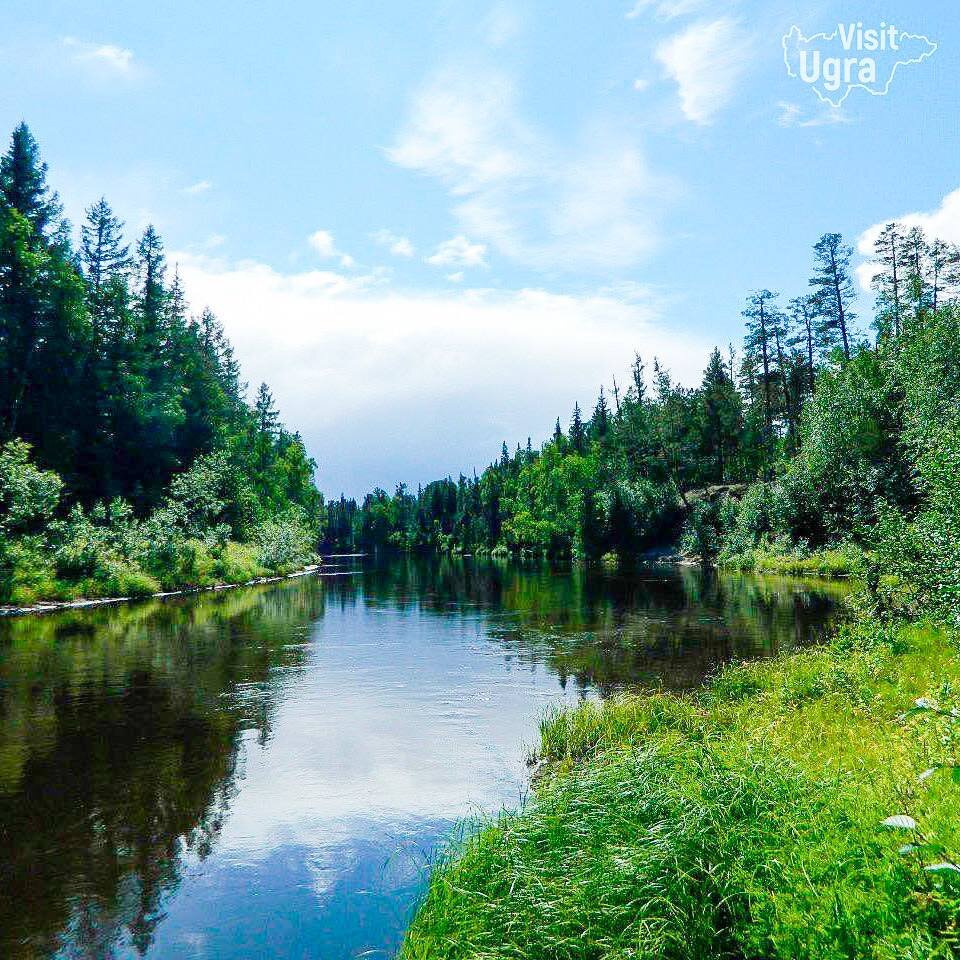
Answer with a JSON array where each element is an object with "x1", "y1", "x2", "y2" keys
[
  {"x1": 718, "y1": 544, "x2": 868, "y2": 579},
  {"x1": 402, "y1": 611, "x2": 960, "y2": 959}
]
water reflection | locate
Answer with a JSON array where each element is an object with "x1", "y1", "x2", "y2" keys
[{"x1": 0, "y1": 559, "x2": 850, "y2": 958}]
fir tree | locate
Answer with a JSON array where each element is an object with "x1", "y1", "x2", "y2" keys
[
  {"x1": 590, "y1": 387, "x2": 610, "y2": 440},
  {"x1": 81, "y1": 198, "x2": 130, "y2": 296}
]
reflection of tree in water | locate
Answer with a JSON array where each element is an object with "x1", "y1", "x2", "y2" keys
[
  {"x1": 0, "y1": 560, "x2": 848, "y2": 957},
  {"x1": 0, "y1": 581, "x2": 325, "y2": 959},
  {"x1": 328, "y1": 556, "x2": 851, "y2": 693}
]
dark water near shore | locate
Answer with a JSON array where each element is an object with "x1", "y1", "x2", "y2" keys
[{"x1": 0, "y1": 558, "x2": 851, "y2": 959}]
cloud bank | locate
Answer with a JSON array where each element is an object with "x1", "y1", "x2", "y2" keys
[{"x1": 173, "y1": 254, "x2": 710, "y2": 497}]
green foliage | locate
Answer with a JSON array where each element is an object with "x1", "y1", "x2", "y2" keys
[
  {"x1": 251, "y1": 507, "x2": 317, "y2": 573},
  {"x1": 0, "y1": 125, "x2": 322, "y2": 604},
  {"x1": 404, "y1": 620, "x2": 960, "y2": 960},
  {"x1": 0, "y1": 440, "x2": 61, "y2": 534}
]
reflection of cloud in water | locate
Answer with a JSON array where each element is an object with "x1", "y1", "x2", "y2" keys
[
  {"x1": 0, "y1": 559, "x2": 848, "y2": 959},
  {"x1": 154, "y1": 830, "x2": 455, "y2": 959},
  {"x1": 218, "y1": 604, "x2": 579, "y2": 858}
]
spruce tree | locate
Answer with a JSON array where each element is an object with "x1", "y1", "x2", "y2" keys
[
  {"x1": 590, "y1": 387, "x2": 610, "y2": 440},
  {"x1": 0, "y1": 123, "x2": 63, "y2": 237},
  {"x1": 135, "y1": 225, "x2": 167, "y2": 344},
  {"x1": 81, "y1": 199, "x2": 129, "y2": 295},
  {"x1": 569, "y1": 402, "x2": 586, "y2": 453}
]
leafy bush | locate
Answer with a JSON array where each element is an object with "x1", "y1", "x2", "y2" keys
[
  {"x1": 251, "y1": 507, "x2": 316, "y2": 572},
  {"x1": 0, "y1": 440, "x2": 61, "y2": 535}
]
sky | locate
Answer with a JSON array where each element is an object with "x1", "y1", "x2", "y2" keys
[{"x1": 1, "y1": 0, "x2": 957, "y2": 497}]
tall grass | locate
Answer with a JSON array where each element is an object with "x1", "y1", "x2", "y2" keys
[{"x1": 402, "y1": 619, "x2": 960, "y2": 959}]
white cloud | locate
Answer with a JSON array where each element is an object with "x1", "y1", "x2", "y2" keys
[
  {"x1": 184, "y1": 179, "x2": 212, "y2": 195},
  {"x1": 388, "y1": 68, "x2": 670, "y2": 271},
  {"x1": 426, "y1": 235, "x2": 487, "y2": 268},
  {"x1": 626, "y1": 0, "x2": 707, "y2": 20},
  {"x1": 173, "y1": 253, "x2": 709, "y2": 495},
  {"x1": 372, "y1": 229, "x2": 415, "y2": 257},
  {"x1": 655, "y1": 19, "x2": 752, "y2": 124},
  {"x1": 446, "y1": 271, "x2": 465, "y2": 283},
  {"x1": 776, "y1": 100, "x2": 852, "y2": 128},
  {"x1": 855, "y1": 188, "x2": 960, "y2": 290},
  {"x1": 308, "y1": 229, "x2": 354, "y2": 268},
  {"x1": 308, "y1": 230, "x2": 338, "y2": 258},
  {"x1": 62, "y1": 37, "x2": 136, "y2": 76}
]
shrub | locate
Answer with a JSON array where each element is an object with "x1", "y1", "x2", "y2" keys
[
  {"x1": 252, "y1": 507, "x2": 316, "y2": 572},
  {"x1": 0, "y1": 441, "x2": 61, "y2": 536}
]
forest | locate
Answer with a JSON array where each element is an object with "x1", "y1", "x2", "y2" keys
[
  {"x1": 328, "y1": 213, "x2": 960, "y2": 622},
  {"x1": 4, "y1": 119, "x2": 960, "y2": 629},
  {"x1": 0, "y1": 123, "x2": 320, "y2": 604}
]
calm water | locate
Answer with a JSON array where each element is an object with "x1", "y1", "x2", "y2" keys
[{"x1": 0, "y1": 558, "x2": 850, "y2": 959}]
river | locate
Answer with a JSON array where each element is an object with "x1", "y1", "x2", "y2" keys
[{"x1": 0, "y1": 557, "x2": 850, "y2": 959}]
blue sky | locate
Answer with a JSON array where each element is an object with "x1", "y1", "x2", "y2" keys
[{"x1": 2, "y1": 0, "x2": 957, "y2": 496}]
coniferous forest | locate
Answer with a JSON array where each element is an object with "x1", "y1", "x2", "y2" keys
[
  {"x1": 5, "y1": 121, "x2": 960, "y2": 623},
  {"x1": 0, "y1": 123, "x2": 320, "y2": 604},
  {"x1": 326, "y1": 210, "x2": 960, "y2": 628}
]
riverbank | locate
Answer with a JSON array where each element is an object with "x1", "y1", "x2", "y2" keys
[
  {"x1": 718, "y1": 545, "x2": 867, "y2": 579},
  {"x1": 401, "y1": 607, "x2": 960, "y2": 959},
  {"x1": 0, "y1": 562, "x2": 334, "y2": 617}
]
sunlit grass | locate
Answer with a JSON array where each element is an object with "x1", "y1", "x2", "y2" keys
[
  {"x1": 720, "y1": 545, "x2": 867, "y2": 579},
  {"x1": 402, "y1": 615, "x2": 960, "y2": 959}
]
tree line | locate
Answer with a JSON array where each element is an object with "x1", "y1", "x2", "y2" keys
[
  {"x1": 0, "y1": 123, "x2": 320, "y2": 602},
  {"x1": 326, "y1": 220, "x2": 960, "y2": 567}
]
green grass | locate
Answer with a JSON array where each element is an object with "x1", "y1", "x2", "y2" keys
[
  {"x1": 402, "y1": 616, "x2": 960, "y2": 959},
  {"x1": 719, "y1": 544, "x2": 868, "y2": 578}
]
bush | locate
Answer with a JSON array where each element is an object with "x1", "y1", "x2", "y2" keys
[
  {"x1": 212, "y1": 541, "x2": 266, "y2": 584},
  {"x1": 0, "y1": 440, "x2": 61, "y2": 536},
  {"x1": 252, "y1": 507, "x2": 316, "y2": 572}
]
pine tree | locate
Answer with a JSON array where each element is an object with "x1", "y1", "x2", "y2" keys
[
  {"x1": 871, "y1": 223, "x2": 904, "y2": 339},
  {"x1": 769, "y1": 303, "x2": 797, "y2": 443},
  {"x1": 786, "y1": 295, "x2": 819, "y2": 397},
  {"x1": 810, "y1": 233, "x2": 856, "y2": 359},
  {"x1": 901, "y1": 225, "x2": 930, "y2": 321},
  {"x1": 631, "y1": 353, "x2": 646, "y2": 402},
  {"x1": 742, "y1": 289, "x2": 777, "y2": 440},
  {"x1": 928, "y1": 239, "x2": 958, "y2": 314}
]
